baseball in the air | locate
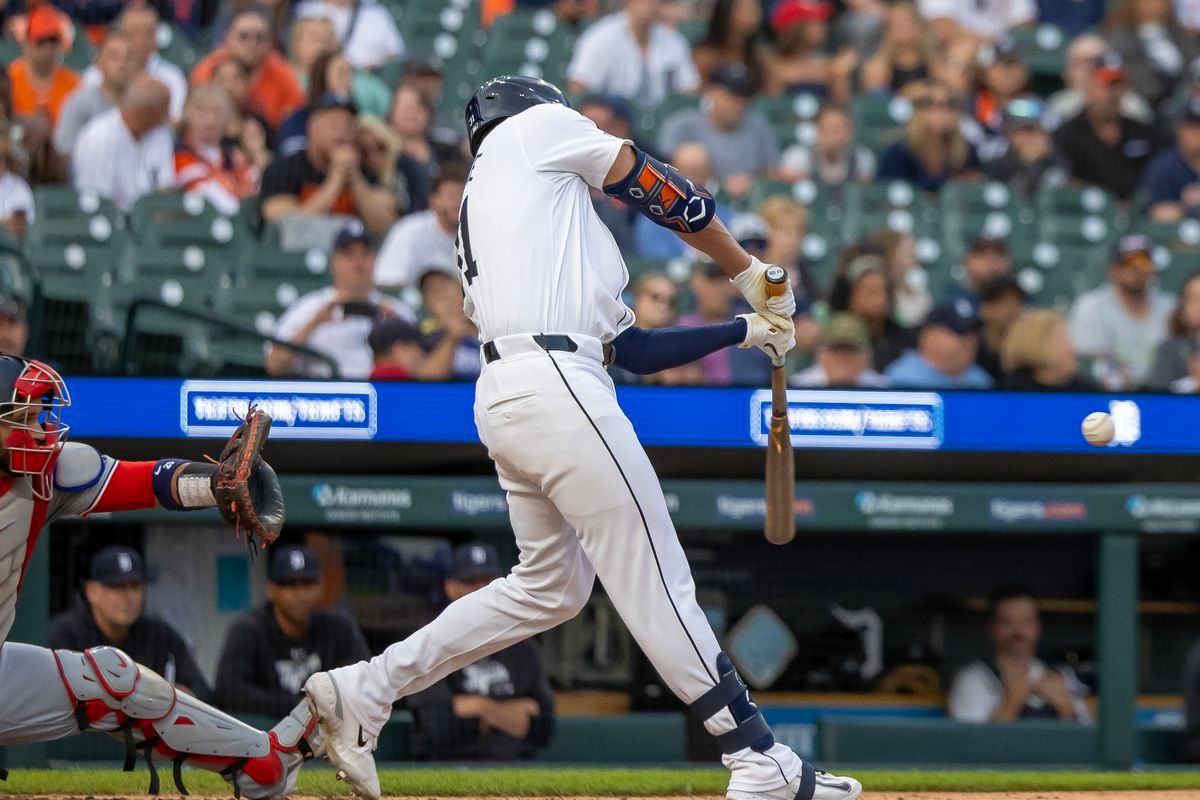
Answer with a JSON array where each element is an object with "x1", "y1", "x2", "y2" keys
[{"x1": 1082, "y1": 411, "x2": 1115, "y2": 447}]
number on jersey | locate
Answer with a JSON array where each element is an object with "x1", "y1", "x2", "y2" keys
[{"x1": 456, "y1": 197, "x2": 479, "y2": 286}]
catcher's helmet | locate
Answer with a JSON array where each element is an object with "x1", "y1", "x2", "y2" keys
[
  {"x1": 465, "y1": 75, "x2": 569, "y2": 156},
  {"x1": 0, "y1": 355, "x2": 70, "y2": 500}
]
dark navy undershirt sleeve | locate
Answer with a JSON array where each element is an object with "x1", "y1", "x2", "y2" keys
[{"x1": 611, "y1": 319, "x2": 747, "y2": 375}]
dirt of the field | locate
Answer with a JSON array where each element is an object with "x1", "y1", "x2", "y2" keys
[{"x1": 10, "y1": 794, "x2": 1200, "y2": 800}]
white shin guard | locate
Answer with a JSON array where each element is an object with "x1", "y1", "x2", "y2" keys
[{"x1": 54, "y1": 647, "x2": 317, "y2": 798}]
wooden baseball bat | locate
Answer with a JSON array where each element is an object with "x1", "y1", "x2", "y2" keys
[{"x1": 763, "y1": 266, "x2": 795, "y2": 546}]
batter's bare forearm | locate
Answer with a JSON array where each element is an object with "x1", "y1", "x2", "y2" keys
[{"x1": 675, "y1": 217, "x2": 752, "y2": 278}]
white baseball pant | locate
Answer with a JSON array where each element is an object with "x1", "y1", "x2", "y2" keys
[{"x1": 331, "y1": 334, "x2": 801, "y2": 791}]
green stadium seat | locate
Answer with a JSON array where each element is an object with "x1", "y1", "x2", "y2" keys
[
  {"x1": 1037, "y1": 184, "x2": 1117, "y2": 222},
  {"x1": 120, "y1": 272, "x2": 230, "y2": 310},
  {"x1": 32, "y1": 186, "x2": 121, "y2": 223},
  {"x1": 1155, "y1": 247, "x2": 1200, "y2": 294},
  {"x1": 677, "y1": 17, "x2": 707, "y2": 45},
  {"x1": 121, "y1": 304, "x2": 221, "y2": 376},
  {"x1": 401, "y1": 2, "x2": 484, "y2": 63},
  {"x1": 212, "y1": 275, "x2": 320, "y2": 333},
  {"x1": 939, "y1": 180, "x2": 1032, "y2": 264},
  {"x1": 156, "y1": 22, "x2": 200, "y2": 71},
  {"x1": 635, "y1": 94, "x2": 700, "y2": 148},
  {"x1": 0, "y1": 37, "x2": 19, "y2": 66},
  {"x1": 238, "y1": 241, "x2": 330, "y2": 281},
  {"x1": 852, "y1": 93, "x2": 911, "y2": 154},
  {"x1": 746, "y1": 178, "x2": 798, "y2": 209},
  {"x1": 26, "y1": 241, "x2": 119, "y2": 285},
  {"x1": 0, "y1": 239, "x2": 32, "y2": 299},
  {"x1": 1008, "y1": 24, "x2": 1069, "y2": 82},
  {"x1": 125, "y1": 241, "x2": 228, "y2": 277},
  {"x1": 1015, "y1": 241, "x2": 1101, "y2": 311},
  {"x1": 63, "y1": 33, "x2": 95, "y2": 72},
  {"x1": 623, "y1": 257, "x2": 670, "y2": 282},
  {"x1": 32, "y1": 277, "x2": 119, "y2": 374},
  {"x1": 28, "y1": 213, "x2": 120, "y2": 249},
  {"x1": 842, "y1": 180, "x2": 936, "y2": 240},
  {"x1": 120, "y1": 243, "x2": 237, "y2": 310}
]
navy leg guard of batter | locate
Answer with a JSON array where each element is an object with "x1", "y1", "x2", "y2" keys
[
  {"x1": 689, "y1": 653, "x2": 775, "y2": 754},
  {"x1": 796, "y1": 761, "x2": 817, "y2": 800}
]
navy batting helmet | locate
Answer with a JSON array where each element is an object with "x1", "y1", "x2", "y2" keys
[{"x1": 465, "y1": 75, "x2": 569, "y2": 156}]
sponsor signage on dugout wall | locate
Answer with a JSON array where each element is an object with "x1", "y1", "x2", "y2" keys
[{"x1": 90, "y1": 475, "x2": 1200, "y2": 535}]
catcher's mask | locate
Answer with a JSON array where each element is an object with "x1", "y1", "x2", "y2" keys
[{"x1": 0, "y1": 355, "x2": 70, "y2": 500}]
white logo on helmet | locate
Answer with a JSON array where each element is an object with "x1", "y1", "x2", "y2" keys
[
  {"x1": 471, "y1": 546, "x2": 487, "y2": 564},
  {"x1": 117, "y1": 553, "x2": 133, "y2": 573},
  {"x1": 289, "y1": 550, "x2": 306, "y2": 571}
]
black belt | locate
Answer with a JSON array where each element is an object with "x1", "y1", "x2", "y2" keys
[{"x1": 482, "y1": 335, "x2": 614, "y2": 365}]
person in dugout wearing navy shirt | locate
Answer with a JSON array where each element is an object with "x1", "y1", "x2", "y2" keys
[
  {"x1": 215, "y1": 544, "x2": 370, "y2": 718},
  {"x1": 406, "y1": 543, "x2": 556, "y2": 761},
  {"x1": 48, "y1": 545, "x2": 212, "y2": 701}
]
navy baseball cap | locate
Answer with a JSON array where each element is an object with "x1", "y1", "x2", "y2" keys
[
  {"x1": 368, "y1": 316, "x2": 422, "y2": 356},
  {"x1": 449, "y1": 543, "x2": 501, "y2": 582},
  {"x1": 967, "y1": 235, "x2": 1008, "y2": 254},
  {"x1": 333, "y1": 220, "x2": 375, "y2": 252},
  {"x1": 925, "y1": 301, "x2": 980, "y2": 335},
  {"x1": 91, "y1": 545, "x2": 145, "y2": 586},
  {"x1": 311, "y1": 92, "x2": 358, "y2": 116},
  {"x1": 1112, "y1": 233, "x2": 1154, "y2": 269},
  {"x1": 730, "y1": 212, "x2": 770, "y2": 250},
  {"x1": 978, "y1": 273, "x2": 1027, "y2": 304},
  {"x1": 710, "y1": 64, "x2": 756, "y2": 98},
  {"x1": 268, "y1": 545, "x2": 321, "y2": 584},
  {"x1": 581, "y1": 93, "x2": 634, "y2": 125}
]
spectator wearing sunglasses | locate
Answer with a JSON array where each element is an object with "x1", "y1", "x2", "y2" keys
[
  {"x1": 191, "y1": 8, "x2": 305, "y2": 129},
  {"x1": 878, "y1": 80, "x2": 979, "y2": 192}
]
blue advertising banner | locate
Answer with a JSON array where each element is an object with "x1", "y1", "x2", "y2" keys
[
  {"x1": 63, "y1": 378, "x2": 1200, "y2": 454},
  {"x1": 180, "y1": 380, "x2": 378, "y2": 439},
  {"x1": 749, "y1": 390, "x2": 944, "y2": 449}
]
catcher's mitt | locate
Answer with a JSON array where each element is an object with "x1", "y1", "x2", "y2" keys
[{"x1": 211, "y1": 406, "x2": 284, "y2": 549}]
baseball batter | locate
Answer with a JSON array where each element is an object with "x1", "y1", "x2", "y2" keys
[
  {"x1": 304, "y1": 77, "x2": 862, "y2": 800},
  {"x1": 0, "y1": 356, "x2": 318, "y2": 798}
]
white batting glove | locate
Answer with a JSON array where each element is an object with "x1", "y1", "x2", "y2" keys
[
  {"x1": 730, "y1": 257, "x2": 796, "y2": 328},
  {"x1": 738, "y1": 312, "x2": 796, "y2": 361}
]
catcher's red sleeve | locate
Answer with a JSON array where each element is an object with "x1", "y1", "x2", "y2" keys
[{"x1": 88, "y1": 460, "x2": 158, "y2": 513}]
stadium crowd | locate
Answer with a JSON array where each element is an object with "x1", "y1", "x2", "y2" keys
[{"x1": 0, "y1": 0, "x2": 1198, "y2": 392}]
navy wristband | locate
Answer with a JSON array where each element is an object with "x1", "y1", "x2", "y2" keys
[{"x1": 152, "y1": 459, "x2": 217, "y2": 510}]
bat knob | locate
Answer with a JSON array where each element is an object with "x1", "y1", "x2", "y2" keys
[{"x1": 764, "y1": 266, "x2": 788, "y2": 298}]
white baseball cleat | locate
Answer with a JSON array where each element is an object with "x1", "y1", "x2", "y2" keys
[
  {"x1": 727, "y1": 766, "x2": 862, "y2": 800},
  {"x1": 302, "y1": 671, "x2": 381, "y2": 800}
]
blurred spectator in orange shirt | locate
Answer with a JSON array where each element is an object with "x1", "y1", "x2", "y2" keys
[
  {"x1": 191, "y1": 7, "x2": 305, "y2": 129},
  {"x1": 9, "y1": 4, "x2": 79, "y2": 127},
  {"x1": 175, "y1": 84, "x2": 259, "y2": 214}
]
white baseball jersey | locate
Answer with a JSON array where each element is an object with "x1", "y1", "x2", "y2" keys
[{"x1": 457, "y1": 103, "x2": 636, "y2": 343}]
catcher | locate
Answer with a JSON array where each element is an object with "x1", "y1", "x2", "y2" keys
[{"x1": 0, "y1": 355, "x2": 320, "y2": 798}]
